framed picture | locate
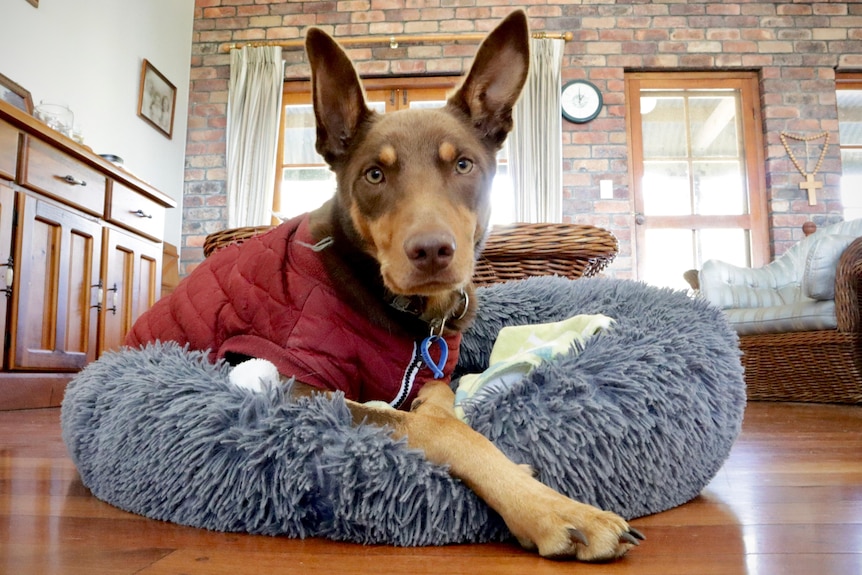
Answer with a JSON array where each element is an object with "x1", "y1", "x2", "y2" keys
[
  {"x1": 137, "y1": 59, "x2": 176, "y2": 139},
  {"x1": 0, "y1": 72, "x2": 34, "y2": 114}
]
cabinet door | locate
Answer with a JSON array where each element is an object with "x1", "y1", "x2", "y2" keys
[
  {"x1": 8, "y1": 194, "x2": 102, "y2": 370},
  {"x1": 0, "y1": 183, "x2": 14, "y2": 365},
  {"x1": 99, "y1": 227, "x2": 162, "y2": 354}
]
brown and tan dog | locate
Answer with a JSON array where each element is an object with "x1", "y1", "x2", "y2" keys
[
  {"x1": 301, "y1": 11, "x2": 643, "y2": 561},
  {"x1": 128, "y1": 9, "x2": 643, "y2": 561}
]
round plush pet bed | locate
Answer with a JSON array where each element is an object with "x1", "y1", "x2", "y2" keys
[{"x1": 61, "y1": 277, "x2": 745, "y2": 546}]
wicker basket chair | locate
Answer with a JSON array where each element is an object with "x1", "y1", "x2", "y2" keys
[
  {"x1": 471, "y1": 223, "x2": 617, "y2": 286},
  {"x1": 736, "y1": 236, "x2": 862, "y2": 403},
  {"x1": 204, "y1": 222, "x2": 618, "y2": 284}
]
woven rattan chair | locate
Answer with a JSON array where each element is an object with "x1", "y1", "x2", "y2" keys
[
  {"x1": 204, "y1": 222, "x2": 618, "y2": 284},
  {"x1": 699, "y1": 220, "x2": 862, "y2": 404},
  {"x1": 735, "y1": 236, "x2": 862, "y2": 403}
]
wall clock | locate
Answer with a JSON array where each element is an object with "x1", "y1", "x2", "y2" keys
[{"x1": 561, "y1": 80, "x2": 603, "y2": 124}]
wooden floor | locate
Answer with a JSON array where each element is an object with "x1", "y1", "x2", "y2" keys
[{"x1": 1, "y1": 402, "x2": 860, "y2": 575}]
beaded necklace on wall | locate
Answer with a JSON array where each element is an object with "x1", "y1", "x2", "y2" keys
[{"x1": 779, "y1": 131, "x2": 829, "y2": 205}]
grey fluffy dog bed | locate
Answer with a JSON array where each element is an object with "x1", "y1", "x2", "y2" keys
[{"x1": 61, "y1": 277, "x2": 745, "y2": 546}]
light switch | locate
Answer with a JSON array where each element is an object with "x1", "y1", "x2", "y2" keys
[{"x1": 600, "y1": 179, "x2": 613, "y2": 199}]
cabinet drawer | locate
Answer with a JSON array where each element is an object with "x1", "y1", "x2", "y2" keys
[
  {"x1": 23, "y1": 137, "x2": 106, "y2": 216},
  {"x1": 0, "y1": 119, "x2": 18, "y2": 180},
  {"x1": 107, "y1": 181, "x2": 166, "y2": 241}
]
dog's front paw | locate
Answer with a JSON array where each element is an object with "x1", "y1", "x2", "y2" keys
[
  {"x1": 508, "y1": 485, "x2": 644, "y2": 561},
  {"x1": 228, "y1": 358, "x2": 280, "y2": 393},
  {"x1": 536, "y1": 506, "x2": 644, "y2": 562}
]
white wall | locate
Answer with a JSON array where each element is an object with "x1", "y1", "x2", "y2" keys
[{"x1": 0, "y1": 0, "x2": 194, "y2": 247}]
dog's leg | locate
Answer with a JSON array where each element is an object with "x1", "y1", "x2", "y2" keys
[{"x1": 347, "y1": 381, "x2": 644, "y2": 561}]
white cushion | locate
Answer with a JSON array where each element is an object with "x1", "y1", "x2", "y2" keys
[
  {"x1": 723, "y1": 300, "x2": 837, "y2": 335},
  {"x1": 803, "y1": 234, "x2": 857, "y2": 301},
  {"x1": 698, "y1": 219, "x2": 862, "y2": 335}
]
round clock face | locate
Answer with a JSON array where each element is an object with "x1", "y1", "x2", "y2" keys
[{"x1": 561, "y1": 80, "x2": 603, "y2": 124}]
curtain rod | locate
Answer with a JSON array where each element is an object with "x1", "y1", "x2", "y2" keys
[{"x1": 222, "y1": 30, "x2": 572, "y2": 52}]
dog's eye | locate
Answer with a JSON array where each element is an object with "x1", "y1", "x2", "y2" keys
[
  {"x1": 455, "y1": 158, "x2": 474, "y2": 174},
  {"x1": 365, "y1": 167, "x2": 384, "y2": 184}
]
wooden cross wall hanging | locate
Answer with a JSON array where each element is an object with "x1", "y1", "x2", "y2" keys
[{"x1": 779, "y1": 131, "x2": 829, "y2": 206}]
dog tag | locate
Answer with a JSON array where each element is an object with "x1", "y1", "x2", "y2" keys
[{"x1": 420, "y1": 335, "x2": 448, "y2": 379}]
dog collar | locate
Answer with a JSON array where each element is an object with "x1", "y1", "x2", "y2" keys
[{"x1": 389, "y1": 289, "x2": 469, "y2": 335}]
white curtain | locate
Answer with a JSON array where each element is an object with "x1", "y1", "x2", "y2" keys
[
  {"x1": 226, "y1": 46, "x2": 285, "y2": 228},
  {"x1": 509, "y1": 38, "x2": 564, "y2": 223}
]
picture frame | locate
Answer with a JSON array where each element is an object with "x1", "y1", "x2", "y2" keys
[
  {"x1": 0, "y1": 72, "x2": 34, "y2": 114},
  {"x1": 26, "y1": 0, "x2": 38, "y2": 7},
  {"x1": 137, "y1": 59, "x2": 176, "y2": 139}
]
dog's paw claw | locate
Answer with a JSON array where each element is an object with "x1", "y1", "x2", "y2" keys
[
  {"x1": 619, "y1": 531, "x2": 642, "y2": 547},
  {"x1": 568, "y1": 527, "x2": 589, "y2": 547},
  {"x1": 628, "y1": 527, "x2": 646, "y2": 541}
]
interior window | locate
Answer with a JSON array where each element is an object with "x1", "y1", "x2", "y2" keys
[
  {"x1": 275, "y1": 78, "x2": 514, "y2": 224},
  {"x1": 837, "y1": 73, "x2": 862, "y2": 221}
]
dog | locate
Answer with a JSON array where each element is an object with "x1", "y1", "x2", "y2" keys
[{"x1": 126, "y1": 10, "x2": 643, "y2": 561}]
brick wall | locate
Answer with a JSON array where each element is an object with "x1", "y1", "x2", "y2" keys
[{"x1": 184, "y1": 0, "x2": 862, "y2": 277}]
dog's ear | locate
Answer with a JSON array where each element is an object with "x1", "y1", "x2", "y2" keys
[
  {"x1": 447, "y1": 10, "x2": 530, "y2": 149},
  {"x1": 306, "y1": 28, "x2": 371, "y2": 164}
]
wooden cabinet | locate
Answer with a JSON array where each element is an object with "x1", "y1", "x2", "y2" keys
[
  {"x1": 99, "y1": 227, "x2": 162, "y2": 354},
  {"x1": 0, "y1": 100, "x2": 176, "y2": 409},
  {"x1": 8, "y1": 193, "x2": 102, "y2": 371}
]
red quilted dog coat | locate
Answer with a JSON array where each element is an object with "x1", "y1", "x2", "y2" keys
[{"x1": 126, "y1": 214, "x2": 460, "y2": 409}]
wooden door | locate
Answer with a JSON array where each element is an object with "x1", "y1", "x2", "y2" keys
[
  {"x1": 8, "y1": 194, "x2": 101, "y2": 370},
  {"x1": 0, "y1": 183, "x2": 14, "y2": 366},
  {"x1": 99, "y1": 227, "x2": 162, "y2": 354},
  {"x1": 625, "y1": 72, "x2": 768, "y2": 290}
]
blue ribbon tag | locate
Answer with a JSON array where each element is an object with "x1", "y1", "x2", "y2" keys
[{"x1": 420, "y1": 335, "x2": 448, "y2": 379}]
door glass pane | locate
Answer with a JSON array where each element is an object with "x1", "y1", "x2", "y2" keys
[
  {"x1": 689, "y1": 96, "x2": 739, "y2": 157},
  {"x1": 642, "y1": 161, "x2": 690, "y2": 216},
  {"x1": 699, "y1": 228, "x2": 749, "y2": 268},
  {"x1": 643, "y1": 228, "x2": 693, "y2": 290},
  {"x1": 641, "y1": 96, "x2": 685, "y2": 158},
  {"x1": 693, "y1": 160, "x2": 746, "y2": 215}
]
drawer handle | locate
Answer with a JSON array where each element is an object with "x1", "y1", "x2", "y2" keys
[
  {"x1": 131, "y1": 209, "x2": 153, "y2": 219},
  {"x1": 62, "y1": 174, "x2": 87, "y2": 186}
]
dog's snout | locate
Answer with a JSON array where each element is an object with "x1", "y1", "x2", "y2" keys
[{"x1": 404, "y1": 233, "x2": 456, "y2": 273}]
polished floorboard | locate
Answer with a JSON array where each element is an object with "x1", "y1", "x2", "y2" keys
[{"x1": 1, "y1": 402, "x2": 860, "y2": 574}]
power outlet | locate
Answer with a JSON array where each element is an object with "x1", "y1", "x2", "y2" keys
[{"x1": 599, "y1": 179, "x2": 613, "y2": 199}]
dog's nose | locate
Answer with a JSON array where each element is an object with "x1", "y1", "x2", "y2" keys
[{"x1": 404, "y1": 233, "x2": 456, "y2": 273}]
